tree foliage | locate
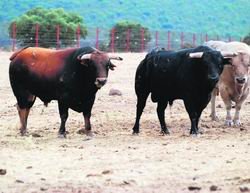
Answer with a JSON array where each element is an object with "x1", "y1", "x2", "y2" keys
[
  {"x1": 9, "y1": 7, "x2": 87, "y2": 48},
  {"x1": 109, "y1": 21, "x2": 151, "y2": 52}
]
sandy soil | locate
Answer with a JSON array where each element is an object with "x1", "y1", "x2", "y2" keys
[{"x1": 0, "y1": 51, "x2": 249, "y2": 193}]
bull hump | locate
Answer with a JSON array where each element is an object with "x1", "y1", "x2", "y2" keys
[{"x1": 22, "y1": 48, "x2": 66, "y2": 78}]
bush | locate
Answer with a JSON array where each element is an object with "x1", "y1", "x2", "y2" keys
[
  {"x1": 8, "y1": 7, "x2": 87, "y2": 48},
  {"x1": 109, "y1": 21, "x2": 151, "y2": 52}
]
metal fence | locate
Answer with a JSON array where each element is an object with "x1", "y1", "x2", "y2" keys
[{"x1": 0, "y1": 22, "x2": 243, "y2": 52}]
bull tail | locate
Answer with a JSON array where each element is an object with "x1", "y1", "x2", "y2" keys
[
  {"x1": 169, "y1": 100, "x2": 174, "y2": 117},
  {"x1": 9, "y1": 46, "x2": 29, "y2": 61},
  {"x1": 135, "y1": 57, "x2": 149, "y2": 95}
]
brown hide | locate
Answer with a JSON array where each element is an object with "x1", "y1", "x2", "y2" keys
[{"x1": 10, "y1": 47, "x2": 77, "y2": 79}]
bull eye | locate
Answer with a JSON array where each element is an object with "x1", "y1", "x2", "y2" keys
[
  {"x1": 106, "y1": 63, "x2": 110, "y2": 69},
  {"x1": 106, "y1": 61, "x2": 112, "y2": 69}
]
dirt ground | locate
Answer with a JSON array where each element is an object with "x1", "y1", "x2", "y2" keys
[{"x1": 0, "y1": 51, "x2": 249, "y2": 193}]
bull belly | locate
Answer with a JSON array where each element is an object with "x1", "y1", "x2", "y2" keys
[{"x1": 150, "y1": 91, "x2": 179, "y2": 103}]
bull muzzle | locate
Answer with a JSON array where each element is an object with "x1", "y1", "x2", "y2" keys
[
  {"x1": 235, "y1": 76, "x2": 248, "y2": 85},
  {"x1": 95, "y1": 77, "x2": 107, "y2": 88}
]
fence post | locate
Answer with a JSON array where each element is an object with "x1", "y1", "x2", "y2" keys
[
  {"x1": 228, "y1": 36, "x2": 232, "y2": 42},
  {"x1": 110, "y1": 28, "x2": 115, "y2": 52},
  {"x1": 155, "y1": 31, "x2": 159, "y2": 47},
  {"x1": 180, "y1": 32, "x2": 184, "y2": 48},
  {"x1": 95, "y1": 27, "x2": 99, "y2": 49},
  {"x1": 205, "y1": 33, "x2": 208, "y2": 42},
  {"x1": 216, "y1": 35, "x2": 220, "y2": 41},
  {"x1": 35, "y1": 23, "x2": 39, "y2": 47},
  {"x1": 126, "y1": 28, "x2": 131, "y2": 52},
  {"x1": 140, "y1": 28, "x2": 145, "y2": 52},
  {"x1": 240, "y1": 37, "x2": 242, "y2": 42},
  {"x1": 200, "y1": 33, "x2": 203, "y2": 45},
  {"x1": 76, "y1": 25, "x2": 80, "y2": 48},
  {"x1": 192, "y1": 33, "x2": 196, "y2": 47},
  {"x1": 56, "y1": 25, "x2": 60, "y2": 49},
  {"x1": 12, "y1": 22, "x2": 16, "y2": 51},
  {"x1": 167, "y1": 31, "x2": 171, "y2": 50}
]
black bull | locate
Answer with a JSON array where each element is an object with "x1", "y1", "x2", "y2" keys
[
  {"x1": 9, "y1": 46, "x2": 122, "y2": 137},
  {"x1": 132, "y1": 46, "x2": 235, "y2": 135}
]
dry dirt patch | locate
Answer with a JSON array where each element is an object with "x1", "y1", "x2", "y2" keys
[{"x1": 0, "y1": 52, "x2": 249, "y2": 193}]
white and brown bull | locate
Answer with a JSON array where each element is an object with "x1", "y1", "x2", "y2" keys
[{"x1": 205, "y1": 41, "x2": 250, "y2": 126}]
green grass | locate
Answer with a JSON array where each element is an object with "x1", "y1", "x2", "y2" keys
[{"x1": 0, "y1": 0, "x2": 249, "y2": 38}]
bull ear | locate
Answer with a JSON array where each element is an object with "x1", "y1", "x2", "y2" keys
[
  {"x1": 109, "y1": 63, "x2": 116, "y2": 71},
  {"x1": 221, "y1": 51, "x2": 236, "y2": 65},
  {"x1": 189, "y1": 52, "x2": 203, "y2": 58},
  {"x1": 77, "y1": 53, "x2": 92, "y2": 66},
  {"x1": 223, "y1": 58, "x2": 232, "y2": 65}
]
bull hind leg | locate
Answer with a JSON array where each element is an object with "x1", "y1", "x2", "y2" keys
[
  {"x1": 233, "y1": 97, "x2": 247, "y2": 126},
  {"x1": 16, "y1": 94, "x2": 36, "y2": 136},
  {"x1": 58, "y1": 102, "x2": 69, "y2": 138},
  {"x1": 132, "y1": 92, "x2": 150, "y2": 134},
  {"x1": 157, "y1": 101, "x2": 170, "y2": 135}
]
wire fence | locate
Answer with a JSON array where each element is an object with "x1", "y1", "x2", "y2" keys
[{"x1": 0, "y1": 22, "x2": 243, "y2": 52}]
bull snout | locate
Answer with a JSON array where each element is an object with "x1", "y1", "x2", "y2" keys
[
  {"x1": 95, "y1": 77, "x2": 107, "y2": 88},
  {"x1": 235, "y1": 76, "x2": 248, "y2": 85}
]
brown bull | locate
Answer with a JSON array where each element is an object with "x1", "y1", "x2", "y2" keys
[
  {"x1": 9, "y1": 46, "x2": 122, "y2": 137},
  {"x1": 205, "y1": 41, "x2": 250, "y2": 126}
]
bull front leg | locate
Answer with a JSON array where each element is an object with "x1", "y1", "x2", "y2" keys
[
  {"x1": 225, "y1": 101, "x2": 233, "y2": 126},
  {"x1": 79, "y1": 97, "x2": 95, "y2": 137},
  {"x1": 220, "y1": 88, "x2": 234, "y2": 126},
  {"x1": 184, "y1": 99, "x2": 205, "y2": 135},
  {"x1": 58, "y1": 102, "x2": 69, "y2": 138}
]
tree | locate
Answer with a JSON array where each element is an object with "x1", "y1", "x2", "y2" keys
[
  {"x1": 109, "y1": 21, "x2": 151, "y2": 52},
  {"x1": 9, "y1": 7, "x2": 87, "y2": 48}
]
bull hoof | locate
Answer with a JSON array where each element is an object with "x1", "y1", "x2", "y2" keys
[
  {"x1": 210, "y1": 114, "x2": 219, "y2": 121},
  {"x1": 132, "y1": 128, "x2": 139, "y2": 135},
  {"x1": 58, "y1": 133, "x2": 66, "y2": 138},
  {"x1": 160, "y1": 129, "x2": 170, "y2": 135},
  {"x1": 77, "y1": 129, "x2": 94, "y2": 137},
  {"x1": 190, "y1": 129, "x2": 199, "y2": 135},
  {"x1": 20, "y1": 130, "x2": 29, "y2": 136},
  {"x1": 225, "y1": 119, "x2": 234, "y2": 126},
  {"x1": 77, "y1": 129, "x2": 85, "y2": 135},
  {"x1": 233, "y1": 119, "x2": 241, "y2": 126},
  {"x1": 86, "y1": 131, "x2": 94, "y2": 137},
  {"x1": 191, "y1": 133, "x2": 201, "y2": 138}
]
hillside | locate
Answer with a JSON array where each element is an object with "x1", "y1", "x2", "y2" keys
[{"x1": 0, "y1": 0, "x2": 249, "y2": 38}]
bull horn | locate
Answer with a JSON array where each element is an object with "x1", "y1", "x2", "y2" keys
[
  {"x1": 109, "y1": 55, "x2": 123, "y2": 61},
  {"x1": 189, "y1": 52, "x2": 203, "y2": 58},
  {"x1": 221, "y1": 51, "x2": 238, "y2": 58},
  {"x1": 80, "y1": 53, "x2": 92, "y2": 60}
]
